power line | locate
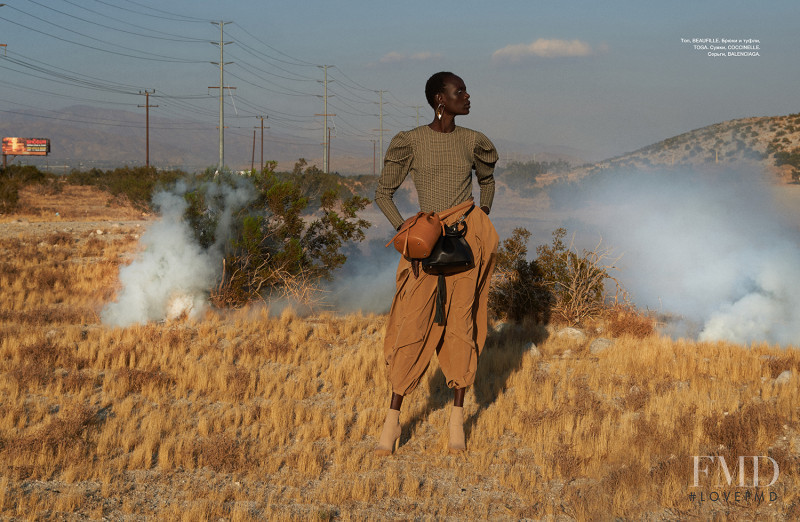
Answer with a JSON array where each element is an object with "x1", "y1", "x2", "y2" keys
[
  {"x1": 27, "y1": 0, "x2": 207, "y2": 43},
  {"x1": 229, "y1": 23, "x2": 317, "y2": 67},
  {"x1": 91, "y1": 0, "x2": 210, "y2": 23},
  {"x1": 0, "y1": 12, "x2": 205, "y2": 63},
  {"x1": 62, "y1": 0, "x2": 207, "y2": 42}
]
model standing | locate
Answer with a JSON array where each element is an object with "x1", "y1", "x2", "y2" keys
[{"x1": 374, "y1": 71, "x2": 499, "y2": 455}]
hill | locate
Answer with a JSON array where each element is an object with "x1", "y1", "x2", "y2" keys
[{"x1": 550, "y1": 112, "x2": 800, "y2": 184}]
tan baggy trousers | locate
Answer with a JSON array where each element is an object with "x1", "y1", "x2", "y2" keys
[{"x1": 383, "y1": 200, "x2": 499, "y2": 396}]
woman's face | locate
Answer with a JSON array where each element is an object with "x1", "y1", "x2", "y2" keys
[{"x1": 438, "y1": 75, "x2": 470, "y2": 116}]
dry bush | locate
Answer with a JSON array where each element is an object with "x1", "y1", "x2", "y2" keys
[
  {"x1": 43, "y1": 231, "x2": 73, "y2": 246},
  {"x1": 702, "y1": 403, "x2": 783, "y2": 458},
  {"x1": 6, "y1": 340, "x2": 87, "y2": 389},
  {"x1": 115, "y1": 368, "x2": 176, "y2": 394},
  {"x1": 59, "y1": 371, "x2": 101, "y2": 393},
  {"x1": 490, "y1": 227, "x2": 622, "y2": 326},
  {"x1": 193, "y1": 433, "x2": 243, "y2": 473},
  {"x1": 0, "y1": 306, "x2": 93, "y2": 325},
  {"x1": 545, "y1": 235, "x2": 621, "y2": 326},
  {"x1": 7, "y1": 404, "x2": 99, "y2": 458},
  {"x1": 210, "y1": 254, "x2": 325, "y2": 311},
  {"x1": 606, "y1": 304, "x2": 657, "y2": 338}
]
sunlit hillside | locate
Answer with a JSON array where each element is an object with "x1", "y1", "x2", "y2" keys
[
  {"x1": 527, "y1": 112, "x2": 800, "y2": 187},
  {"x1": 1, "y1": 188, "x2": 799, "y2": 520}
]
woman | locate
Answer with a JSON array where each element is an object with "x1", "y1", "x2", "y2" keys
[{"x1": 374, "y1": 71, "x2": 499, "y2": 455}]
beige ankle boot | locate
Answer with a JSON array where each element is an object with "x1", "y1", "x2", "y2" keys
[
  {"x1": 375, "y1": 408, "x2": 401, "y2": 456},
  {"x1": 448, "y1": 406, "x2": 466, "y2": 454}
]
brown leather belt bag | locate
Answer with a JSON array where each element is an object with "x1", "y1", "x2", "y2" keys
[{"x1": 386, "y1": 211, "x2": 442, "y2": 259}]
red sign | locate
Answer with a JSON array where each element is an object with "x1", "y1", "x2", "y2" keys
[{"x1": 2, "y1": 137, "x2": 51, "y2": 156}]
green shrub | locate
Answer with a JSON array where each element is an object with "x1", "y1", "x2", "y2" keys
[
  {"x1": 490, "y1": 227, "x2": 619, "y2": 325},
  {"x1": 0, "y1": 165, "x2": 57, "y2": 212},
  {"x1": 499, "y1": 159, "x2": 571, "y2": 197},
  {"x1": 67, "y1": 166, "x2": 185, "y2": 211},
  {"x1": 0, "y1": 175, "x2": 21, "y2": 212},
  {"x1": 774, "y1": 147, "x2": 800, "y2": 182},
  {"x1": 184, "y1": 166, "x2": 371, "y2": 308},
  {"x1": 489, "y1": 227, "x2": 553, "y2": 323}
]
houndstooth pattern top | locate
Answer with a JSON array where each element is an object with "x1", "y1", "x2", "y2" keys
[{"x1": 375, "y1": 125, "x2": 498, "y2": 230}]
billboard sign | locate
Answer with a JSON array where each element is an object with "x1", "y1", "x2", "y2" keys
[{"x1": 2, "y1": 137, "x2": 51, "y2": 156}]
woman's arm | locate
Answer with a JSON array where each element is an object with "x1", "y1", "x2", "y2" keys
[
  {"x1": 375, "y1": 132, "x2": 413, "y2": 230},
  {"x1": 474, "y1": 131, "x2": 498, "y2": 214}
]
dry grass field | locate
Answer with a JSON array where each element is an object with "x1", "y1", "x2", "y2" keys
[{"x1": 2, "y1": 188, "x2": 800, "y2": 520}]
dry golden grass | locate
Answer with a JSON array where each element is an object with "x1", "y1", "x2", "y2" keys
[
  {"x1": 2, "y1": 222, "x2": 800, "y2": 520},
  {"x1": 0, "y1": 184, "x2": 146, "y2": 222}
]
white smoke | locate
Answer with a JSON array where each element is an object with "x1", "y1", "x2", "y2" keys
[
  {"x1": 553, "y1": 166, "x2": 800, "y2": 345},
  {"x1": 323, "y1": 235, "x2": 399, "y2": 314},
  {"x1": 101, "y1": 176, "x2": 256, "y2": 327}
]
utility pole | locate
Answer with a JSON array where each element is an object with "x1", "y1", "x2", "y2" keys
[
  {"x1": 327, "y1": 126, "x2": 333, "y2": 173},
  {"x1": 372, "y1": 90, "x2": 388, "y2": 162},
  {"x1": 370, "y1": 139, "x2": 378, "y2": 175},
  {"x1": 412, "y1": 105, "x2": 424, "y2": 127},
  {"x1": 256, "y1": 116, "x2": 268, "y2": 172},
  {"x1": 138, "y1": 90, "x2": 157, "y2": 168},
  {"x1": 315, "y1": 65, "x2": 335, "y2": 173},
  {"x1": 0, "y1": 4, "x2": 6, "y2": 57},
  {"x1": 210, "y1": 21, "x2": 234, "y2": 172},
  {"x1": 378, "y1": 90, "x2": 386, "y2": 159},
  {"x1": 251, "y1": 129, "x2": 256, "y2": 172}
]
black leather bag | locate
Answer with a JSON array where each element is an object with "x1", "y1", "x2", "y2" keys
[
  {"x1": 422, "y1": 220, "x2": 474, "y2": 275},
  {"x1": 422, "y1": 206, "x2": 475, "y2": 326}
]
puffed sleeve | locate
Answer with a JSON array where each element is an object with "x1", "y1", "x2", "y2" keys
[
  {"x1": 473, "y1": 131, "x2": 498, "y2": 211},
  {"x1": 375, "y1": 131, "x2": 413, "y2": 230}
]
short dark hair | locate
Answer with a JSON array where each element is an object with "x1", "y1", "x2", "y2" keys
[{"x1": 425, "y1": 71, "x2": 455, "y2": 109}]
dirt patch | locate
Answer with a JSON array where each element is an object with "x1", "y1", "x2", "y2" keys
[{"x1": 0, "y1": 184, "x2": 152, "y2": 241}]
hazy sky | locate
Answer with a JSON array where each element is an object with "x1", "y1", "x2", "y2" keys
[{"x1": 0, "y1": 0, "x2": 797, "y2": 161}]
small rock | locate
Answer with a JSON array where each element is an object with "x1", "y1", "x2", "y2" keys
[
  {"x1": 561, "y1": 349, "x2": 573, "y2": 358},
  {"x1": 557, "y1": 327, "x2": 587, "y2": 344},
  {"x1": 95, "y1": 229, "x2": 103, "y2": 235},
  {"x1": 524, "y1": 342, "x2": 540, "y2": 357},
  {"x1": 494, "y1": 321, "x2": 509, "y2": 333},
  {"x1": 775, "y1": 370, "x2": 792, "y2": 385},
  {"x1": 589, "y1": 338, "x2": 614, "y2": 354},
  {"x1": 494, "y1": 321, "x2": 519, "y2": 335}
]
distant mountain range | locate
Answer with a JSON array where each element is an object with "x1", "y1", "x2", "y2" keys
[
  {"x1": 0, "y1": 105, "x2": 328, "y2": 173},
  {"x1": 1, "y1": 105, "x2": 596, "y2": 174},
  {"x1": 2, "y1": 105, "x2": 798, "y2": 178}
]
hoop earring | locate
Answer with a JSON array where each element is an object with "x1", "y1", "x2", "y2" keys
[{"x1": 436, "y1": 103, "x2": 444, "y2": 121}]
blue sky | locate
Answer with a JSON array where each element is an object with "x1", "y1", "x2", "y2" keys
[{"x1": 0, "y1": 0, "x2": 797, "y2": 161}]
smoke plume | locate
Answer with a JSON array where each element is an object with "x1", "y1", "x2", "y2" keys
[
  {"x1": 101, "y1": 177, "x2": 255, "y2": 326},
  {"x1": 550, "y1": 166, "x2": 800, "y2": 345}
]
